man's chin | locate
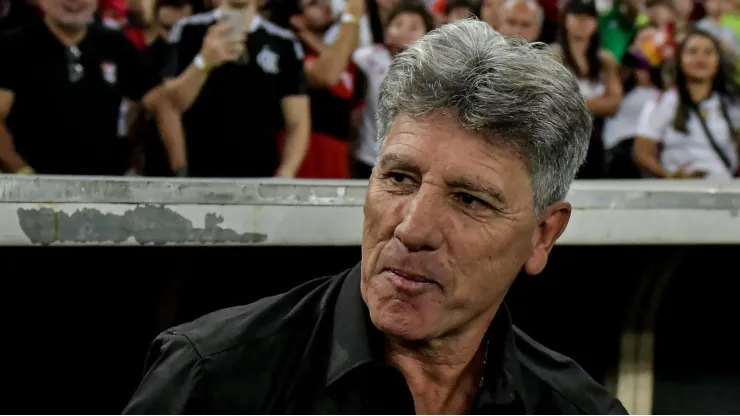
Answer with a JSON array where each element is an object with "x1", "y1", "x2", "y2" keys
[
  {"x1": 56, "y1": 17, "x2": 91, "y2": 32},
  {"x1": 368, "y1": 299, "x2": 431, "y2": 341}
]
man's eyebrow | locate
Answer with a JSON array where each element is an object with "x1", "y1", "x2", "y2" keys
[
  {"x1": 377, "y1": 153, "x2": 421, "y2": 174},
  {"x1": 448, "y1": 178, "x2": 507, "y2": 206}
]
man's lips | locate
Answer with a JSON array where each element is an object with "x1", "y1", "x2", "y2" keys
[
  {"x1": 388, "y1": 268, "x2": 434, "y2": 283},
  {"x1": 382, "y1": 268, "x2": 439, "y2": 294}
]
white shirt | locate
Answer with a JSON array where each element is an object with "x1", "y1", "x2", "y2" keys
[
  {"x1": 603, "y1": 86, "x2": 661, "y2": 149},
  {"x1": 352, "y1": 44, "x2": 393, "y2": 165},
  {"x1": 576, "y1": 78, "x2": 605, "y2": 100},
  {"x1": 636, "y1": 89, "x2": 740, "y2": 179}
]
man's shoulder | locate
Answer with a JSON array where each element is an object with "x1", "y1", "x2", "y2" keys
[
  {"x1": 255, "y1": 18, "x2": 298, "y2": 43},
  {"x1": 253, "y1": 18, "x2": 303, "y2": 58},
  {"x1": 167, "y1": 272, "x2": 344, "y2": 358},
  {"x1": 168, "y1": 10, "x2": 218, "y2": 44},
  {"x1": 513, "y1": 327, "x2": 627, "y2": 415}
]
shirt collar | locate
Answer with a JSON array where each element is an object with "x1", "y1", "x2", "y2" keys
[
  {"x1": 325, "y1": 263, "x2": 379, "y2": 386},
  {"x1": 325, "y1": 263, "x2": 527, "y2": 408}
]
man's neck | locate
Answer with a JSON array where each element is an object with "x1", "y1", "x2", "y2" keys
[
  {"x1": 45, "y1": 17, "x2": 87, "y2": 46},
  {"x1": 385, "y1": 310, "x2": 497, "y2": 414}
]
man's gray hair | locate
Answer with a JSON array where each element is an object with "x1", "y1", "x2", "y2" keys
[{"x1": 376, "y1": 19, "x2": 591, "y2": 214}]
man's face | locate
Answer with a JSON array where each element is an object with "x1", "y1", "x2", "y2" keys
[
  {"x1": 480, "y1": 0, "x2": 502, "y2": 28},
  {"x1": 301, "y1": 0, "x2": 333, "y2": 31},
  {"x1": 157, "y1": 5, "x2": 192, "y2": 35},
  {"x1": 42, "y1": 0, "x2": 97, "y2": 30},
  {"x1": 499, "y1": 2, "x2": 541, "y2": 42},
  {"x1": 647, "y1": 3, "x2": 675, "y2": 26},
  {"x1": 385, "y1": 11, "x2": 427, "y2": 55},
  {"x1": 361, "y1": 112, "x2": 566, "y2": 341}
]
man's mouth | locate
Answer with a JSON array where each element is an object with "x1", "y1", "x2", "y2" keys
[{"x1": 383, "y1": 268, "x2": 438, "y2": 293}]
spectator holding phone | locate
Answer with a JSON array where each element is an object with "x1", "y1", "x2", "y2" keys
[
  {"x1": 634, "y1": 28, "x2": 740, "y2": 179},
  {"x1": 165, "y1": 0, "x2": 310, "y2": 178},
  {"x1": 285, "y1": 0, "x2": 365, "y2": 178}
]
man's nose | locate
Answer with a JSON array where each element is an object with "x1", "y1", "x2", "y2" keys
[{"x1": 393, "y1": 186, "x2": 444, "y2": 252}]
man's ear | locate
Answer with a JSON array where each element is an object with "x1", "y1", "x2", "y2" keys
[{"x1": 523, "y1": 201, "x2": 571, "y2": 275}]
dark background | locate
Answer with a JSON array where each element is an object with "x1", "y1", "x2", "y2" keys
[{"x1": 1, "y1": 245, "x2": 737, "y2": 414}]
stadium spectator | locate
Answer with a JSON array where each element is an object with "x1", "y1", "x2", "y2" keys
[
  {"x1": 553, "y1": 0, "x2": 623, "y2": 179},
  {"x1": 351, "y1": 0, "x2": 435, "y2": 178},
  {"x1": 286, "y1": 0, "x2": 365, "y2": 178},
  {"x1": 165, "y1": 0, "x2": 310, "y2": 178},
  {"x1": 444, "y1": 0, "x2": 480, "y2": 22},
  {"x1": 696, "y1": 0, "x2": 740, "y2": 56},
  {"x1": 0, "y1": 0, "x2": 184, "y2": 175},
  {"x1": 480, "y1": 0, "x2": 502, "y2": 27},
  {"x1": 643, "y1": 0, "x2": 676, "y2": 27},
  {"x1": 634, "y1": 28, "x2": 740, "y2": 179},
  {"x1": 498, "y1": 0, "x2": 543, "y2": 41},
  {"x1": 135, "y1": 0, "x2": 193, "y2": 176},
  {"x1": 604, "y1": 26, "x2": 663, "y2": 177}
]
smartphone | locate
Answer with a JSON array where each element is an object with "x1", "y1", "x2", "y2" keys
[
  {"x1": 219, "y1": 9, "x2": 249, "y2": 64},
  {"x1": 220, "y1": 9, "x2": 245, "y2": 38}
]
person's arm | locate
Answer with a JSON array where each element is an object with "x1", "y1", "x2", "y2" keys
[
  {"x1": 633, "y1": 136, "x2": 671, "y2": 177},
  {"x1": 277, "y1": 96, "x2": 311, "y2": 177},
  {"x1": 122, "y1": 332, "x2": 205, "y2": 414},
  {"x1": 632, "y1": 93, "x2": 675, "y2": 177},
  {"x1": 165, "y1": 22, "x2": 246, "y2": 113},
  {"x1": 0, "y1": 90, "x2": 31, "y2": 173},
  {"x1": 116, "y1": 31, "x2": 189, "y2": 173},
  {"x1": 586, "y1": 50, "x2": 624, "y2": 117},
  {"x1": 275, "y1": 40, "x2": 311, "y2": 178},
  {"x1": 302, "y1": 0, "x2": 365, "y2": 89},
  {"x1": 296, "y1": 29, "x2": 329, "y2": 55},
  {"x1": 142, "y1": 86, "x2": 188, "y2": 173}
]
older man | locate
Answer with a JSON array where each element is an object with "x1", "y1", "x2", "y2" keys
[
  {"x1": 498, "y1": 0, "x2": 543, "y2": 42},
  {"x1": 123, "y1": 20, "x2": 626, "y2": 414}
]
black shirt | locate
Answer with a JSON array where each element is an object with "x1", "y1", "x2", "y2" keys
[
  {"x1": 0, "y1": 0, "x2": 40, "y2": 35},
  {"x1": 166, "y1": 11, "x2": 307, "y2": 178},
  {"x1": 0, "y1": 21, "x2": 161, "y2": 175},
  {"x1": 123, "y1": 264, "x2": 627, "y2": 414}
]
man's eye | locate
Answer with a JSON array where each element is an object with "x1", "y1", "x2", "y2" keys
[
  {"x1": 389, "y1": 172, "x2": 410, "y2": 184},
  {"x1": 455, "y1": 193, "x2": 489, "y2": 209}
]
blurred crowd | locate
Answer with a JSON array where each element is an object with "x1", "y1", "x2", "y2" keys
[{"x1": 0, "y1": 0, "x2": 739, "y2": 179}]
